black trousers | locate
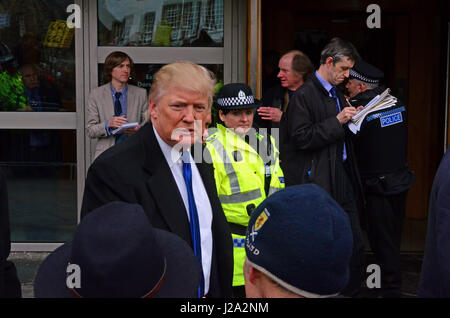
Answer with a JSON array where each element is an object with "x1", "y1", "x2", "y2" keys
[
  {"x1": 364, "y1": 191, "x2": 407, "y2": 297},
  {"x1": 339, "y1": 168, "x2": 366, "y2": 297}
]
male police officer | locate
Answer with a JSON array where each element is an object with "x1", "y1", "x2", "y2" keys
[{"x1": 346, "y1": 60, "x2": 415, "y2": 298}]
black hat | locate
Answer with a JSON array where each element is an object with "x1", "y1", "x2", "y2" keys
[
  {"x1": 34, "y1": 201, "x2": 202, "y2": 298},
  {"x1": 245, "y1": 184, "x2": 353, "y2": 298},
  {"x1": 349, "y1": 60, "x2": 384, "y2": 84},
  {"x1": 216, "y1": 83, "x2": 261, "y2": 110}
]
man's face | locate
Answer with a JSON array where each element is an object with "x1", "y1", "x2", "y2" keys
[
  {"x1": 345, "y1": 79, "x2": 363, "y2": 98},
  {"x1": 150, "y1": 87, "x2": 209, "y2": 147},
  {"x1": 277, "y1": 55, "x2": 303, "y2": 91},
  {"x1": 21, "y1": 66, "x2": 39, "y2": 90},
  {"x1": 326, "y1": 56, "x2": 354, "y2": 86},
  {"x1": 111, "y1": 58, "x2": 131, "y2": 85}
]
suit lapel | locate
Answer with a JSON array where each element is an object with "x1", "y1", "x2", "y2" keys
[
  {"x1": 102, "y1": 84, "x2": 115, "y2": 120},
  {"x1": 127, "y1": 85, "x2": 136, "y2": 118},
  {"x1": 142, "y1": 125, "x2": 192, "y2": 243}
]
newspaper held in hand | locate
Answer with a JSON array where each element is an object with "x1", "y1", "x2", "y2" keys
[
  {"x1": 112, "y1": 122, "x2": 139, "y2": 135},
  {"x1": 347, "y1": 88, "x2": 397, "y2": 134}
]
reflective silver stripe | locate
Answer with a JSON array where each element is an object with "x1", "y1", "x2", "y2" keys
[
  {"x1": 268, "y1": 186, "x2": 282, "y2": 196},
  {"x1": 210, "y1": 138, "x2": 241, "y2": 194},
  {"x1": 219, "y1": 189, "x2": 262, "y2": 204}
]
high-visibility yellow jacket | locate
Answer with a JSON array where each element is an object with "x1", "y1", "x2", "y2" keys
[{"x1": 205, "y1": 124, "x2": 285, "y2": 286}]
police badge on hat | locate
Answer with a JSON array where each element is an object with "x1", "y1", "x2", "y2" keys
[{"x1": 216, "y1": 83, "x2": 262, "y2": 111}]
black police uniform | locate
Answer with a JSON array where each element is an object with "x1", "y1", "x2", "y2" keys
[{"x1": 350, "y1": 85, "x2": 415, "y2": 298}]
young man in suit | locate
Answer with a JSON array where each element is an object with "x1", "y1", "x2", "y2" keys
[
  {"x1": 86, "y1": 51, "x2": 148, "y2": 159},
  {"x1": 81, "y1": 61, "x2": 233, "y2": 298}
]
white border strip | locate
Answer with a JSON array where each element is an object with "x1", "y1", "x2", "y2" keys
[
  {"x1": 12, "y1": 243, "x2": 64, "y2": 252},
  {"x1": 97, "y1": 47, "x2": 224, "y2": 64},
  {"x1": 0, "y1": 112, "x2": 76, "y2": 130}
]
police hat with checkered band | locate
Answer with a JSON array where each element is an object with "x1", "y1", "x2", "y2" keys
[
  {"x1": 216, "y1": 83, "x2": 261, "y2": 110},
  {"x1": 349, "y1": 60, "x2": 384, "y2": 84}
]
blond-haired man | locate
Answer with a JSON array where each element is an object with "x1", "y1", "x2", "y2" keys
[{"x1": 81, "y1": 62, "x2": 233, "y2": 298}]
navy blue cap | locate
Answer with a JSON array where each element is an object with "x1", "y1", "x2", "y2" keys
[
  {"x1": 245, "y1": 184, "x2": 353, "y2": 297},
  {"x1": 350, "y1": 60, "x2": 384, "y2": 84}
]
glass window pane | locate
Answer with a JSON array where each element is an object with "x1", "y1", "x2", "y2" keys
[
  {"x1": 0, "y1": 0, "x2": 76, "y2": 112},
  {"x1": 0, "y1": 129, "x2": 77, "y2": 242},
  {"x1": 98, "y1": 63, "x2": 224, "y2": 92},
  {"x1": 98, "y1": 0, "x2": 224, "y2": 47}
]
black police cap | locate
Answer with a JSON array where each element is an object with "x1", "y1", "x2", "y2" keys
[{"x1": 349, "y1": 60, "x2": 384, "y2": 84}]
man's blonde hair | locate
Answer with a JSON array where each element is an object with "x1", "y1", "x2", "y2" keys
[{"x1": 148, "y1": 61, "x2": 216, "y2": 108}]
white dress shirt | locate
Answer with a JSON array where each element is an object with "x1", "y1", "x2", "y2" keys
[{"x1": 153, "y1": 126, "x2": 213, "y2": 294}]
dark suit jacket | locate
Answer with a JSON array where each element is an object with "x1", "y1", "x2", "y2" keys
[
  {"x1": 280, "y1": 74, "x2": 363, "y2": 205},
  {"x1": 81, "y1": 123, "x2": 233, "y2": 298},
  {"x1": 418, "y1": 147, "x2": 450, "y2": 297}
]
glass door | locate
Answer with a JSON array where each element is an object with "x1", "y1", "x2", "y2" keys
[{"x1": 0, "y1": 0, "x2": 84, "y2": 250}]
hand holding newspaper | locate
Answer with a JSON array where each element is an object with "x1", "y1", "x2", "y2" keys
[
  {"x1": 347, "y1": 88, "x2": 397, "y2": 134},
  {"x1": 112, "y1": 122, "x2": 139, "y2": 135}
]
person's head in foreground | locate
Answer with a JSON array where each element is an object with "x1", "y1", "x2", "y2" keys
[
  {"x1": 148, "y1": 61, "x2": 216, "y2": 148},
  {"x1": 216, "y1": 83, "x2": 261, "y2": 136},
  {"x1": 244, "y1": 184, "x2": 353, "y2": 298},
  {"x1": 34, "y1": 201, "x2": 201, "y2": 298}
]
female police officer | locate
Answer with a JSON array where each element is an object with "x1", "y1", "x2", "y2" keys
[{"x1": 205, "y1": 83, "x2": 284, "y2": 297}]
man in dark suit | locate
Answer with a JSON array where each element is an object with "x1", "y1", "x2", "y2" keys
[
  {"x1": 280, "y1": 38, "x2": 365, "y2": 297},
  {"x1": 81, "y1": 61, "x2": 233, "y2": 298}
]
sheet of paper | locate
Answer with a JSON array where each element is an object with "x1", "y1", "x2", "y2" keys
[{"x1": 112, "y1": 122, "x2": 138, "y2": 135}]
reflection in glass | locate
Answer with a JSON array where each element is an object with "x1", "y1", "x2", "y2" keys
[
  {"x1": 98, "y1": 63, "x2": 224, "y2": 93},
  {"x1": 0, "y1": 129, "x2": 77, "y2": 242},
  {"x1": 0, "y1": 0, "x2": 76, "y2": 112},
  {"x1": 98, "y1": 0, "x2": 224, "y2": 47}
]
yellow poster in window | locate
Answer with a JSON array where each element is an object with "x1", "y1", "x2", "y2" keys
[{"x1": 43, "y1": 20, "x2": 75, "y2": 49}]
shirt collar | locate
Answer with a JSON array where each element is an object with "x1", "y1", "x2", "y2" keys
[
  {"x1": 153, "y1": 125, "x2": 183, "y2": 168},
  {"x1": 315, "y1": 71, "x2": 334, "y2": 96},
  {"x1": 110, "y1": 83, "x2": 128, "y2": 97}
]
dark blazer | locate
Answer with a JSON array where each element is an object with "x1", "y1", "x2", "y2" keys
[
  {"x1": 253, "y1": 84, "x2": 286, "y2": 133},
  {"x1": 81, "y1": 123, "x2": 233, "y2": 298},
  {"x1": 418, "y1": 147, "x2": 450, "y2": 298},
  {"x1": 280, "y1": 74, "x2": 363, "y2": 204}
]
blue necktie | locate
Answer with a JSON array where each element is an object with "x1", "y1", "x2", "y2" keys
[
  {"x1": 181, "y1": 152, "x2": 204, "y2": 297},
  {"x1": 114, "y1": 92, "x2": 123, "y2": 116},
  {"x1": 114, "y1": 92, "x2": 127, "y2": 144},
  {"x1": 330, "y1": 87, "x2": 347, "y2": 161}
]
